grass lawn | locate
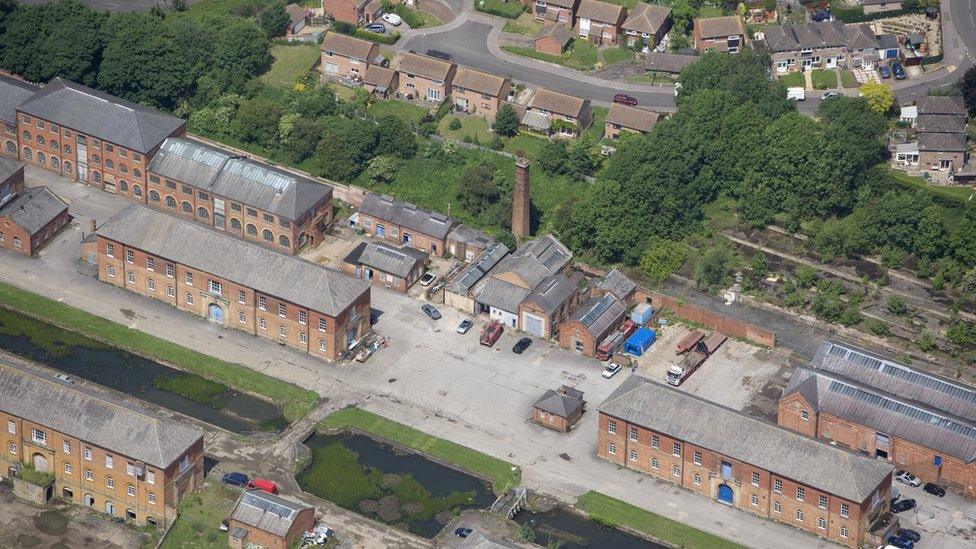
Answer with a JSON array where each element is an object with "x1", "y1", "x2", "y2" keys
[
  {"x1": 839, "y1": 69, "x2": 858, "y2": 88},
  {"x1": 160, "y1": 482, "x2": 240, "y2": 549},
  {"x1": 393, "y1": 5, "x2": 442, "y2": 27},
  {"x1": 258, "y1": 44, "x2": 320, "y2": 89},
  {"x1": 889, "y1": 169, "x2": 975, "y2": 205},
  {"x1": 503, "y1": 133, "x2": 548, "y2": 158},
  {"x1": 810, "y1": 69, "x2": 838, "y2": 90},
  {"x1": 583, "y1": 106, "x2": 608, "y2": 142},
  {"x1": 576, "y1": 491, "x2": 750, "y2": 549},
  {"x1": 439, "y1": 115, "x2": 494, "y2": 143},
  {"x1": 503, "y1": 39, "x2": 599, "y2": 71},
  {"x1": 319, "y1": 407, "x2": 520, "y2": 494},
  {"x1": 601, "y1": 47, "x2": 635, "y2": 66},
  {"x1": 0, "y1": 282, "x2": 317, "y2": 423},
  {"x1": 502, "y1": 12, "x2": 542, "y2": 35},
  {"x1": 325, "y1": 82, "x2": 358, "y2": 101},
  {"x1": 777, "y1": 71, "x2": 805, "y2": 88},
  {"x1": 697, "y1": 5, "x2": 725, "y2": 17},
  {"x1": 476, "y1": 0, "x2": 526, "y2": 18},
  {"x1": 601, "y1": 0, "x2": 638, "y2": 7},
  {"x1": 366, "y1": 99, "x2": 431, "y2": 123}
]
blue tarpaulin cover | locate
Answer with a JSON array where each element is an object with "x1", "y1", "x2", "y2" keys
[{"x1": 624, "y1": 327, "x2": 656, "y2": 356}]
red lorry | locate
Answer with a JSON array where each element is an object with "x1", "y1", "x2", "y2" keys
[
  {"x1": 676, "y1": 330, "x2": 704, "y2": 354},
  {"x1": 595, "y1": 320, "x2": 638, "y2": 361},
  {"x1": 480, "y1": 320, "x2": 503, "y2": 347},
  {"x1": 666, "y1": 332, "x2": 728, "y2": 386}
]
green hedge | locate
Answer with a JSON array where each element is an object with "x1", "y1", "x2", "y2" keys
[
  {"x1": 832, "y1": 6, "x2": 927, "y2": 23},
  {"x1": 355, "y1": 29, "x2": 400, "y2": 44},
  {"x1": 475, "y1": 0, "x2": 526, "y2": 19}
]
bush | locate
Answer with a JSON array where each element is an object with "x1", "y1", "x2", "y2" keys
[
  {"x1": 886, "y1": 296, "x2": 907, "y2": 316},
  {"x1": 449, "y1": 118, "x2": 462, "y2": 130},
  {"x1": 870, "y1": 319, "x2": 891, "y2": 336},
  {"x1": 795, "y1": 266, "x2": 819, "y2": 289},
  {"x1": 475, "y1": 0, "x2": 526, "y2": 19},
  {"x1": 640, "y1": 238, "x2": 688, "y2": 283},
  {"x1": 694, "y1": 246, "x2": 739, "y2": 292},
  {"x1": 947, "y1": 321, "x2": 976, "y2": 347},
  {"x1": 919, "y1": 330, "x2": 936, "y2": 352}
]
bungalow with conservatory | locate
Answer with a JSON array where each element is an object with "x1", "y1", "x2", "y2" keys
[
  {"x1": 396, "y1": 52, "x2": 457, "y2": 103},
  {"x1": 520, "y1": 88, "x2": 592, "y2": 137},
  {"x1": 575, "y1": 0, "x2": 627, "y2": 46},
  {"x1": 621, "y1": 2, "x2": 672, "y2": 49}
]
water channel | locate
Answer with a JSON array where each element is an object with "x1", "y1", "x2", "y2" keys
[
  {"x1": 0, "y1": 307, "x2": 284, "y2": 433},
  {"x1": 515, "y1": 507, "x2": 664, "y2": 549}
]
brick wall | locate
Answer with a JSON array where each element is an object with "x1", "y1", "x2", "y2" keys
[
  {"x1": 357, "y1": 212, "x2": 448, "y2": 256},
  {"x1": 637, "y1": 290, "x2": 776, "y2": 348}
]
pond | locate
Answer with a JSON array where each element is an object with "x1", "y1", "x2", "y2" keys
[
  {"x1": 515, "y1": 507, "x2": 665, "y2": 549},
  {"x1": 298, "y1": 432, "x2": 495, "y2": 538},
  {"x1": 0, "y1": 307, "x2": 285, "y2": 434}
]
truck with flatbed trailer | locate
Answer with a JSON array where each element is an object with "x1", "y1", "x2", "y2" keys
[{"x1": 666, "y1": 332, "x2": 728, "y2": 386}]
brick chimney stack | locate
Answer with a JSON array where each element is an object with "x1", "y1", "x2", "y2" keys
[
  {"x1": 90, "y1": 219, "x2": 97, "y2": 234},
  {"x1": 512, "y1": 154, "x2": 530, "y2": 240}
]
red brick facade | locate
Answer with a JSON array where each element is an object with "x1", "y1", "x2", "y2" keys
[
  {"x1": 597, "y1": 411, "x2": 891, "y2": 547},
  {"x1": 227, "y1": 505, "x2": 315, "y2": 549},
  {"x1": 357, "y1": 212, "x2": 449, "y2": 257}
]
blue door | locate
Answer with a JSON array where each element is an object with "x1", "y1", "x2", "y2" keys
[
  {"x1": 718, "y1": 484, "x2": 733, "y2": 504},
  {"x1": 208, "y1": 304, "x2": 224, "y2": 323},
  {"x1": 376, "y1": 224, "x2": 386, "y2": 237}
]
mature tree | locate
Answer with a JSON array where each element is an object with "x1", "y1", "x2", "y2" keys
[
  {"x1": 257, "y1": 1, "x2": 291, "y2": 37},
  {"x1": 949, "y1": 206, "x2": 976, "y2": 265},
  {"x1": 365, "y1": 155, "x2": 401, "y2": 184},
  {"x1": 233, "y1": 96, "x2": 283, "y2": 147},
  {"x1": 960, "y1": 65, "x2": 976, "y2": 116},
  {"x1": 750, "y1": 251, "x2": 767, "y2": 278},
  {"x1": 677, "y1": 50, "x2": 792, "y2": 118},
  {"x1": 639, "y1": 238, "x2": 688, "y2": 283},
  {"x1": 279, "y1": 117, "x2": 320, "y2": 163},
  {"x1": 537, "y1": 140, "x2": 570, "y2": 175},
  {"x1": 567, "y1": 135, "x2": 601, "y2": 178},
  {"x1": 456, "y1": 162, "x2": 500, "y2": 215},
  {"x1": 493, "y1": 104, "x2": 520, "y2": 137},
  {"x1": 374, "y1": 115, "x2": 417, "y2": 159},
  {"x1": 289, "y1": 83, "x2": 340, "y2": 119},
  {"x1": 860, "y1": 82, "x2": 895, "y2": 114},
  {"x1": 693, "y1": 245, "x2": 738, "y2": 292},
  {"x1": 0, "y1": 0, "x2": 19, "y2": 38},
  {"x1": 314, "y1": 116, "x2": 377, "y2": 181},
  {"x1": 214, "y1": 19, "x2": 271, "y2": 81}
]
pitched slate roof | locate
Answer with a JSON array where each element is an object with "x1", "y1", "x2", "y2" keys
[
  {"x1": 576, "y1": 0, "x2": 625, "y2": 23},
  {"x1": 16, "y1": 78, "x2": 185, "y2": 153},
  {"x1": 916, "y1": 96, "x2": 967, "y2": 116},
  {"x1": 321, "y1": 32, "x2": 376, "y2": 60},
  {"x1": 694, "y1": 16, "x2": 744, "y2": 39},
  {"x1": 363, "y1": 65, "x2": 396, "y2": 92},
  {"x1": 359, "y1": 193, "x2": 456, "y2": 239},
  {"x1": 784, "y1": 367, "x2": 976, "y2": 462},
  {"x1": 229, "y1": 489, "x2": 311, "y2": 537},
  {"x1": 447, "y1": 224, "x2": 495, "y2": 249},
  {"x1": 761, "y1": 21, "x2": 849, "y2": 52},
  {"x1": 596, "y1": 268, "x2": 636, "y2": 300},
  {"x1": 0, "y1": 357, "x2": 203, "y2": 468},
  {"x1": 622, "y1": 2, "x2": 672, "y2": 35},
  {"x1": 475, "y1": 276, "x2": 532, "y2": 312},
  {"x1": 601, "y1": 375, "x2": 893, "y2": 502},
  {"x1": 491, "y1": 234, "x2": 572, "y2": 290},
  {"x1": 569, "y1": 293, "x2": 627, "y2": 337},
  {"x1": 606, "y1": 104, "x2": 659, "y2": 133},
  {"x1": 97, "y1": 205, "x2": 370, "y2": 316},
  {"x1": 846, "y1": 23, "x2": 880, "y2": 50},
  {"x1": 285, "y1": 3, "x2": 306, "y2": 26},
  {"x1": 0, "y1": 186, "x2": 68, "y2": 234},
  {"x1": 916, "y1": 114, "x2": 967, "y2": 133},
  {"x1": 643, "y1": 52, "x2": 698, "y2": 73},
  {"x1": 536, "y1": 22, "x2": 574, "y2": 48},
  {"x1": 445, "y1": 242, "x2": 510, "y2": 295},
  {"x1": 0, "y1": 155, "x2": 23, "y2": 185},
  {"x1": 0, "y1": 73, "x2": 38, "y2": 125},
  {"x1": 148, "y1": 138, "x2": 332, "y2": 221},
  {"x1": 540, "y1": 0, "x2": 578, "y2": 9},
  {"x1": 918, "y1": 132, "x2": 967, "y2": 152},
  {"x1": 344, "y1": 241, "x2": 427, "y2": 278},
  {"x1": 398, "y1": 52, "x2": 455, "y2": 82},
  {"x1": 453, "y1": 67, "x2": 508, "y2": 97},
  {"x1": 523, "y1": 273, "x2": 579, "y2": 314},
  {"x1": 534, "y1": 385, "x2": 585, "y2": 417},
  {"x1": 529, "y1": 88, "x2": 589, "y2": 119}
]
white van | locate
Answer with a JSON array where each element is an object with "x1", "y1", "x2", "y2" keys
[{"x1": 787, "y1": 87, "x2": 806, "y2": 101}]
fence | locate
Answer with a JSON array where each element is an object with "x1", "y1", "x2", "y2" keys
[{"x1": 637, "y1": 290, "x2": 777, "y2": 348}]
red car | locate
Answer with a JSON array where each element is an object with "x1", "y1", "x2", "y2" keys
[
  {"x1": 248, "y1": 478, "x2": 278, "y2": 494},
  {"x1": 613, "y1": 93, "x2": 638, "y2": 106}
]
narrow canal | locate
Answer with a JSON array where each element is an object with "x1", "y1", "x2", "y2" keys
[
  {"x1": 298, "y1": 432, "x2": 495, "y2": 538},
  {"x1": 0, "y1": 307, "x2": 285, "y2": 433},
  {"x1": 514, "y1": 507, "x2": 665, "y2": 548}
]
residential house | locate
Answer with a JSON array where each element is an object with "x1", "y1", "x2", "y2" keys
[
  {"x1": 95, "y1": 204, "x2": 372, "y2": 362},
  {"x1": 621, "y1": 2, "x2": 672, "y2": 49},
  {"x1": 693, "y1": 15, "x2": 746, "y2": 53},
  {"x1": 915, "y1": 96, "x2": 969, "y2": 173},
  {"x1": 558, "y1": 268, "x2": 635, "y2": 357},
  {"x1": 323, "y1": 0, "x2": 381, "y2": 26},
  {"x1": 535, "y1": 22, "x2": 575, "y2": 56},
  {"x1": 0, "y1": 74, "x2": 36, "y2": 159},
  {"x1": 575, "y1": 0, "x2": 627, "y2": 46},
  {"x1": 227, "y1": 490, "x2": 316, "y2": 549},
  {"x1": 472, "y1": 235, "x2": 577, "y2": 338},
  {"x1": 643, "y1": 52, "x2": 698, "y2": 74},
  {"x1": 356, "y1": 193, "x2": 457, "y2": 256},
  {"x1": 604, "y1": 104, "x2": 659, "y2": 139},
  {"x1": 444, "y1": 242, "x2": 510, "y2": 313},
  {"x1": 779, "y1": 341, "x2": 976, "y2": 499},
  {"x1": 362, "y1": 65, "x2": 398, "y2": 99},
  {"x1": 0, "y1": 156, "x2": 70, "y2": 256},
  {"x1": 533, "y1": 385, "x2": 585, "y2": 432},
  {"x1": 446, "y1": 223, "x2": 496, "y2": 261},
  {"x1": 846, "y1": 23, "x2": 887, "y2": 68},
  {"x1": 396, "y1": 52, "x2": 457, "y2": 102},
  {"x1": 284, "y1": 3, "x2": 307, "y2": 35},
  {"x1": 599, "y1": 375, "x2": 895, "y2": 548},
  {"x1": 521, "y1": 88, "x2": 592, "y2": 137},
  {"x1": 0, "y1": 357, "x2": 205, "y2": 527},
  {"x1": 761, "y1": 21, "x2": 898, "y2": 72},
  {"x1": 15, "y1": 77, "x2": 186, "y2": 199},
  {"x1": 321, "y1": 32, "x2": 380, "y2": 80},
  {"x1": 342, "y1": 241, "x2": 429, "y2": 293},
  {"x1": 533, "y1": 0, "x2": 579, "y2": 25},
  {"x1": 146, "y1": 137, "x2": 333, "y2": 255},
  {"x1": 860, "y1": 0, "x2": 902, "y2": 14},
  {"x1": 452, "y1": 67, "x2": 512, "y2": 119}
]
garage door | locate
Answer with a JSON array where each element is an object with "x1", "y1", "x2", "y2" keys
[
  {"x1": 522, "y1": 313, "x2": 544, "y2": 337},
  {"x1": 325, "y1": 62, "x2": 338, "y2": 75}
]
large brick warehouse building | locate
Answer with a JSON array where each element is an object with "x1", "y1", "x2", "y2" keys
[
  {"x1": 0, "y1": 356, "x2": 204, "y2": 527},
  {"x1": 94, "y1": 205, "x2": 371, "y2": 362},
  {"x1": 780, "y1": 340, "x2": 976, "y2": 499},
  {"x1": 598, "y1": 376, "x2": 894, "y2": 547}
]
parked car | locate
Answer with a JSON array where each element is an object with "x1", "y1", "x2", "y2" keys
[
  {"x1": 381, "y1": 13, "x2": 402, "y2": 26},
  {"x1": 219, "y1": 519, "x2": 229, "y2": 532},
  {"x1": 513, "y1": 337, "x2": 532, "y2": 354},
  {"x1": 222, "y1": 472, "x2": 249, "y2": 487},
  {"x1": 811, "y1": 9, "x2": 831, "y2": 22},
  {"x1": 890, "y1": 498, "x2": 916, "y2": 513},
  {"x1": 896, "y1": 529, "x2": 921, "y2": 542},
  {"x1": 923, "y1": 483, "x2": 946, "y2": 497},
  {"x1": 421, "y1": 304, "x2": 441, "y2": 320},
  {"x1": 457, "y1": 319, "x2": 473, "y2": 334},
  {"x1": 613, "y1": 93, "x2": 638, "y2": 106},
  {"x1": 454, "y1": 527, "x2": 473, "y2": 538},
  {"x1": 821, "y1": 91, "x2": 841, "y2": 100},
  {"x1": 892, "y1": 62, "x2": 907, "y2": 80},
  {"x1": 419, "y1": 272, "x2": 436, "y2": 287},
  {"x1": 879, "y1": 65, "x2": 892, "y2": 79},
  {"x1": 248, "y1": 478, "x2": 278, "y2": 494},
  {"x1": 886, "y1": 534, "x2": 914, "y2": 549},
  {"x1": 895, "y1": 471, "x2": 921, "y2": 487},
  {"x1": 364, "y1": 23, "x2": 386, "y2": 33},
  {"x1": 55, "y1": 373, "x2": 73, "y2": 383},
  {"x1": 602, "y1": 362, "x2": 622, "y2": 379}
]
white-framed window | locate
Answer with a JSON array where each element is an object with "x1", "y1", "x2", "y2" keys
[
  {"x1": 209, "y1": 280, "x2": 221, "y2": 295},
  {"x1": 85, "y1": 469, "x2": 93, "y2": 481},
  {"x1": 651, "y1": 457, "x2": 659, "y2": 470},
  {"x1": 126, "y1": 463, "x2": 137, "y2": 477},
  {"x1": 107, "y1": 265, "x2": 116, "y2": 278},
  {"x1": 299, "y1": 333, "x2": 307, "y2": 344},
  {"x1": 796, "y1": 486, "x2": 805, "y2": 501},
  {"x1": 693, "y1": 451, "x2": 702, "y2": 465},
  {"x1": 127, "y1": 271, "x2": 135, "y2": 284},
  {"x1": 278, "y1": 325, "x2": 286, "y2": 338},
  {"x1": 166, "y1": 263, "x2": 174, "y2": 277},
  {"x1": 64, "y1": 463, "x2": 72, "y2": 475},
  {"x1": 106, "y1": 477, "x2": 114, "y2": 489},
  {"x1": 671, "y1": 465, "x2": 680, "y2": 477},
  {"x1": 651, "y1": 435, "x2": 659, "y2": 449},
  {"x1": 800, "y1": 410, "x2": 809, "y2": 421},
  {"x1": 147, "y1": 278, "x2": 156, "y2": 292},
  {"x1": 148, "y1": 492, "x2": 156, "y2": 504},
  {"x1": 239, "y1": 312, "x2": 246, "y2": 324},
  {"x1": 817, "y1": 517, "x2": 826, "y2": 530},
  {"x1": 751, "y1": 472, "x2": 760, "y2": 486},
  {"x1": 628, "y1": 426, "x2": 637, "y2": 441},
  {"x1": 750, "y1": 494, "x2": 759, "y2": 506},
  {"x1": 840, "y1": 503, "x2": 850, "y2": 518},
  {"x1": 795, "y1": 509, "x2": 804, "y2": 521},
  {"x1": 31, "y1": 428, "x2": 46, "y2": 445},
  {"x1": 184, "y1": 272, "x2": 193, "y2": 285},
  {"x1": 840, "y1": 526, "x2": 849, "y2": 538},
  {"x1": 238, "y1": 289, "x2": 246, "y2": 304},
  {"x1": 167, "y1": 286, "x2": 175, "y2": 298},
  {"x1": 106, "y1": 243, "x2": 115, "y2": 257},
  {"x1": 7, "y1": 442, "x2": 14, "y2": 454},
  {"x1": 185, "y1": 293, "x2": 194, "y2": 305},
  {"x1": 628, "y1": 449, "x2": 637, "y2": 461},
  {"x1": 299, "y1": 310, "x2": 307, "y2": 325},
  {"x1": 608, "y1": 420, "x2": 616, "y2": 434},
  {"x1": 278, "y1": 303, "x2": 286, "y2": 317},
  {"x1": 146, "y1": 257, "x2": 154, "y2": 271},
  {"x1": 318, "y1": 318, "x2": 327, "y2": 332},
  {"x1": 773, "y1": 500, "x2": 781, "y2": 513},
  {"x1": 63, "y1": 441, "x2": 71, "y2": 454},
  {"x1": 258, "y1": 295, "x2": 267, "y2": 310},
  {"x1": 607, "y1": 442, "x2": 616, "y2": 455},
  {"x1": 7, "y1": 420, "x2": 14, "y2": 434},
  {"x1": 147, "y1": 471, "x2": 155, "y2": 485},
  {"x1": 84, "y1": 447, "x2": 92, "y2": 461},
  {"x1": 125, "y1": 249, "x2": 134, "y2": 263},
  {"x1": 773, "y1": 479, "x2": 782, "y2": 493},
  {"x1": 127, "y1": 484, "x2": 136, "y2": 497},
  {"x1": 179, "y1": 455, "x2": 190, "y2": 473},
  {"x1": 672, "y1": 442, "x2": 681, "y2": 456},
  {"x1": 819, "y1": 494, "x2": 827, "y2": 509},
  {"x1": 692, "y1": 473, "x2": 701, "y2": 485},
  {"x1": 318, "y1": 339, "x2": 326, "y2": 352},
  {"x1": 259, "y1": 318, "x2": 267, "y2": 330},
  {"x1": 105, "y1": 455, "x2": 113, "y2": 469}
]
